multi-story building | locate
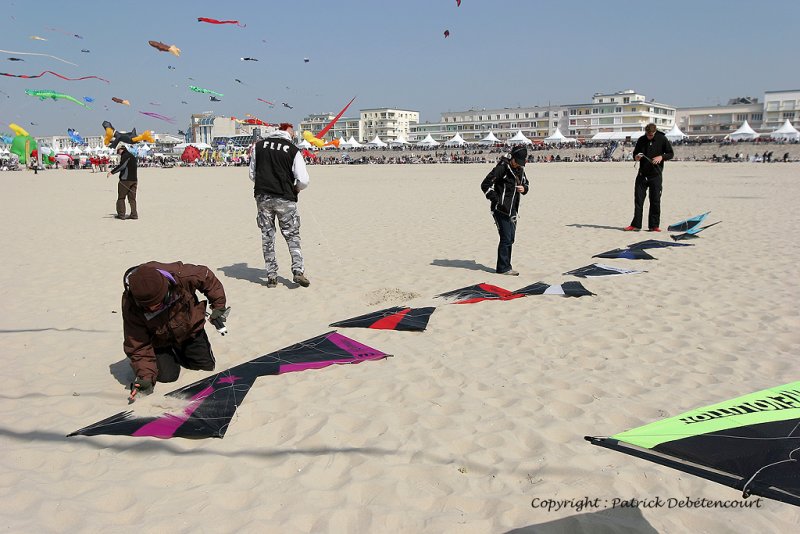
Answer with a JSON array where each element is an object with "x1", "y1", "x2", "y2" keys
[
  {"x1": 410, "y1": 90, "x2": 675, "y2": 143},
  {"x1": 675, "y1": 97, "x2": 763, "y2": 137},
  {"x1": 762, "y1": 90, "x2": 800, "y2": 130},
  {"x1": 360, "y1": 108, "x2": 418, "y2": 143},
  {"x1": 299, "y1": 113, "x2": 360, "y2": 143}
]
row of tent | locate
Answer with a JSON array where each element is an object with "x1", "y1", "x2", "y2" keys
[{"x1": 299, "y1": 119, "x2": 800, "y2": 149}]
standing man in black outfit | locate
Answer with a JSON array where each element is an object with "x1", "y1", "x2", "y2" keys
[
  {"x1": 624, "y1": 123, "x2": 674, "y2": 232},
  {"x1": 480, "y1": 145, "x2": 530, "y2": 275}
]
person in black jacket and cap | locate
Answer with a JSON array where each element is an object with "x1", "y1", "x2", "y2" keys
[
  {"x1": 624, "y1": 123, "x2": 674, "y2": 232},
  {"x1": 480, "y1": 145, "x2": 530, "y2": 275}
]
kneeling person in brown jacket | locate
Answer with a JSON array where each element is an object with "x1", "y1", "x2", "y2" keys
[{"x1": 122, "y1": 261, "x2": 229, "y2": 401}]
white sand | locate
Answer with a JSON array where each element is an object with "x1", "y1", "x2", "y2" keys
[{"x1": 1, "y1": 162, "x2": 798, "y2": 532}]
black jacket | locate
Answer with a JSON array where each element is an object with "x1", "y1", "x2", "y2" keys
[
  {"x1": 110, "y1": 149, "x2": 138, "y2": 181},
  {"x1": 633, "y1": 131, "x2": 674, "y2": 177},
  {"x1": 249, "y1": 131, "x2": 307, "y2": 201},
  {"x1": 480, "y1": 158, "x2": 530, "y2": 217}
]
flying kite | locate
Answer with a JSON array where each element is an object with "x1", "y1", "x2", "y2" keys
[
  {"x1": 25, "y1": 89, "x2": 90, "y2": 108},
  {"x1": 102, "y1": 121, "x2": 155, "y2": 148},
  {"x1": 29, "y1": 36, "x2": 47, "y2": 41},
  {"x1": 0, "y1": 49, "x2": 78, "y2": 66},
  {"x1": 148, "y1": 40, "x2": 181, "y2": 57},
  {"x1": 167, "y1": 65, "x2": 175, "y2": 70},
  {"x1": 189, "y1": 85, "x2": 223, "y2": 97},
  {"x1": 0, "y1": 70, "x2": 109, "y2": 83},
  {"x1": 81, "y1": 49, "x2": 90, "y2": 53},
  {"x1": 302, "y1": 96, "x2": 356, "y2": 148},
  {"x1": 83, "y1": 96, "x2": 94, "y2": 102},
  {"x1": 67, "y1": 332, "x2": 387, "y2": 439},
  {"x1": 139, "y1": 111, "x2": 175, "y2": 123},
  {"x1": 282, "y1": 102, "x2": 293, "y2": 109},
  {"x1": 257, "y1": 98, "x2": 274, "y2": 107},
  {"x1": 45, "y1": 27, "x2": 83, "y2": 39},
  {"x1": 456, "y1": 0, "x2": 461, "y2": 6},
  {"x1": 67, "y1": 128, "x2": 84, "y2": 144},
  {"x1": 112, "y1": 97, "x2": 130, "y2": 106},
  {"x1": 210, "y1": 96, "x2": 221, "y2": 102},
  {"x1": 563, "y1": 264, "x2": 645, "y2": 278},
  {"x1": 198, "y1": 17, "x2": 246, "y2": 27},
  {"x1": 234, "y1": 78, "x2": 243, "y2": 84},
  {"x1": 586, "y1": 381, "x2": 800, "y2": 507},
  {"x1": 330, "y1": 307, "x2": 436, "y2": 332},
  {"x1": 303, "y1": 57, "x2": 310, "y2": 63},
  {"x1": 444, "y1": 30, "x2": 450, "y2": 38},
  {"x1": 240, "y1": 57, "x2": 258, "y2": 61},
  {"x1": 180, "y1": 100, "x2": 188, "y2": 104}
]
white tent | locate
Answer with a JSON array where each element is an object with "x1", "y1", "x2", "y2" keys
[
  {"x1": 770, "y1": 119, "x2": 800, "y2": 141},
  {"x1": 416, "y1": 134, "x2": 440, "y2": 146},
  {"x1": 478, "y1": 131, "x2": 501, "y2": 145},
  {"x1": 665, "y1": 124, "x2": 687, "y2": 141},
  {"x1": 543, "y1": 128, "x2": 575, "y2": 144},
  {"x1": 507, "y1": 130, "x2": 532, "y2": 145},
  {"x1": 388, "y1": 135, "x2": 410, "y2": 146},
  {"x1": 443, "y1": 133, "x2": 466, "y2": 146},
  {"x1": 729, "y1": 120, "x2": 759, "y2": 141},
  {"x1": 336, "y1": 136, "x2": 347, "y2": 147},
  {"x1": 296, "y1": 139, "x2": 312, "y2": 149},
  {"x1": 342, "y1": 136, "x2": 363, "y2": 148},
  {"x1": 591, "y1": 131, "x2": 645, "y2": 141},
  {"x1": 366, "y1": 135, "x2": 387, "y2": 147}
]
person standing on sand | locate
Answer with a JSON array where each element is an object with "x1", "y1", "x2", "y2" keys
[
  {"x1": 249, "y1": 123, "x2": 311, "y2": 288},
  {"x1": 624, "y1": 123, "x2": 674, "y2": 232},
  {"x1": 480, "y1": 145, "x2": 530, "y2": 276},
  {"x1": 107, "y1": 144, "x2": 138, "y2": 220}
]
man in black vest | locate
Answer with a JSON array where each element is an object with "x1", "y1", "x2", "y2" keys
[{"x1": 249, "y1": 123, "x2": 311, "y2": 288}]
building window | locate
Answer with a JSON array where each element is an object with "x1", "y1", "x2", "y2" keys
[
  {"x1": 615, "y1": 107, "x2": 622, "y2": 113},
  {"x1": 623, "y1": 97, "x2": 630, "y2": 104}
]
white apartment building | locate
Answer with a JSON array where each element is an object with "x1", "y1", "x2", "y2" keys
[
  {"x1": 360, "y1": 108, "x2": 419, "y2": 143},
  {"x1": 675, "y1": 99, "x2": 763, "y2": 137},
  {"x1": 299, "y1": 113, "x2": 361, "y2": 142},
  {"x1": 762, "y1": 90, "x2": 800, "y2": 130},
  {"x1": 410, "y1": 90, "x2": 675, "y2": 143}
]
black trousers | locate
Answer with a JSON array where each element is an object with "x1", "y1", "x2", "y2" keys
[
  {"x1": 155, "y1": 329, "x2": 215, "y2": 383},
  {"x1": 631, "y1": 173, "x2": 662, "y2": 229},
  {"x1": 493, "y1": 211, "x2": 517, "y2": 273}
]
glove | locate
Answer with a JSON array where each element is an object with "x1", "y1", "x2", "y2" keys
[
  {"x1": 209, "y1": 307, "x2": 230, "y2": 323},
  {"x1": 131, "y1": 377, "x2": 154, "y2": 395}
]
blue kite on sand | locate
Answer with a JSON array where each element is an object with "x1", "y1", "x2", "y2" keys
[{"x1": 668, "y1": 212, "x2": 710, "y2": 234}]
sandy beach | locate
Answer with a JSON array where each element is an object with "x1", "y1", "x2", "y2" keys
[{"x1": 1, "y1": 161, "x2": 798, "y2": 532}]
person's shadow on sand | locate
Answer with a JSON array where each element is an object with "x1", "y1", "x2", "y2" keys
[
  {"x1": 218, "y1": 262, "x2": 268, "y2": 286},
  {"x1": 110, "y1": 358, "x2": 135, "y2": 387},
  {"x1": 431, "y1": 259, "x2": 495, "y2": 273}
]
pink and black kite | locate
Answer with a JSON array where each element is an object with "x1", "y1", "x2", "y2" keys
[{"x1": 330, "y1": 306, "x2": 436, "y2": 332}]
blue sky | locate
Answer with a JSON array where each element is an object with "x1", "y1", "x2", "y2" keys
[{"x1": 1, "y1": 0, "x2": 797, "y2": 138}]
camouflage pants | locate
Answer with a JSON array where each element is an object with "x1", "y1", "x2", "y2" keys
[{"x1": 255, "y1": 194, "x2": 303, "y2": 277}]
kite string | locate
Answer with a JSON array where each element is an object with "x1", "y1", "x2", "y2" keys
[{"x1": 740, "y1": 446, "x2": 800, "y2": 497}]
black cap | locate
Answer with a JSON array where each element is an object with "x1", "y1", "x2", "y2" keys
[{"x1": 510, "y1": 146, "x2": 527, "y2": 166}]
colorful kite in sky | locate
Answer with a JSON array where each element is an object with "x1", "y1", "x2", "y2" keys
[
  {"x1": 112, "y1": 97, "x2": 131, "y2": 106},
  {"x1": 257, "y1": 98, "x2": 274, "y2": 107},
  {"x1": 0, "y1": 49, "x2": 78, "y2": 66},
  {"x1": 139, "y1": 111, "x2": 175, "y2": 123},
  {"x1": 67, "y1": 128, "x2": 84, "y2": 144},
  {"x1": 68, "y1": 332, "x2": 388, "y2": 439},
  {"x1": 240, "y1": 57, "x2": 258, "y2": 61},
  {"x1": 148, "y1": 40, "x2": 181, "y2": 57},
  {"x1": 189, "y1": 85, "x2": 223, "y2": 97},
  {"x1": 0, "y1": 70, "x2": 108, "y2": 83},
  {"x1": 586, "y1": 381, "x2": 800, "y2": 507},
  {"x1": 198, "y1": 17, "x2": 246, "y2": 27},
  {"x1": 102, "y1": 121, "x2": 155, "y2": 148},
  {"x1": 25, "y1": 89, "x2": 90, "y2": 108}
]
